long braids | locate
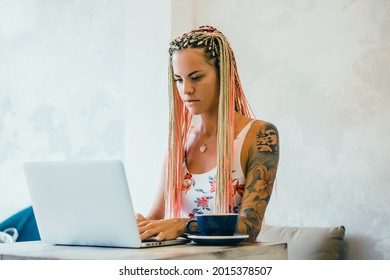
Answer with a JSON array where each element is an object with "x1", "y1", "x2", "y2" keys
[{"x1": 166, "y1": 26, "x2": 254, "y2": 218}]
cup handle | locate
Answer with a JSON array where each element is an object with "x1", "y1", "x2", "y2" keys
[{"x1": 185, "y1": 219, "x2": 200, "y2": 235}]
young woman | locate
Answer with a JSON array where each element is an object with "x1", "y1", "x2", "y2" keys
[{"x1": 137, "y1": 26, "x2": 279, "y2": 242}]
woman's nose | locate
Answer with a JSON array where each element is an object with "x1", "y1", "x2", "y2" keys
[{"x1": 183, "y1": 81, "x2": 194, "y2": 95}]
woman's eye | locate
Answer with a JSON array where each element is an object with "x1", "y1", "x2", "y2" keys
[
  {"x1": 192, "y1": 76, "x2": 202, "y2": 81},
  {"x1": 174, "y1": 79, "x2": 183, "y2": 83}
]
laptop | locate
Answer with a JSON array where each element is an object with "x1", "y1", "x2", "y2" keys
[{"x1": 23, "y1": 160, "x2": 189, "y2": 248}]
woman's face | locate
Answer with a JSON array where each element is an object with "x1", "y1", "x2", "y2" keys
[{"x1": 172, "y1": 48, "x2": 219, "y2": 116}]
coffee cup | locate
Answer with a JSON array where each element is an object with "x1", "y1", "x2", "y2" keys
[{"x1": 186, "y1": 213, "x2": 239, "y2": 236}]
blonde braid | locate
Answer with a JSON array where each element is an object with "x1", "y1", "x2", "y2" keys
[
  {"x1": 214, "y1": 34, "x2": 233, "y2": 213},
  {"x1": 166, "y1": 62, "x2": 192, "y2": 217},
  {"x1": 166, "y1": 26, "x2": 254, "y2": 218}
]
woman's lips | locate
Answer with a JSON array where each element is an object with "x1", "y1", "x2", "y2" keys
[{"x1": 185, "y1": 100, "x2": 200, "y2": 104}]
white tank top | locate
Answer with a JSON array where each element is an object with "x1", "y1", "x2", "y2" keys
[{"x1": 180, "y1": 120, "x2": 256, "y2": 218}]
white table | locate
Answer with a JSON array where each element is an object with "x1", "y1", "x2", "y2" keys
[{"x1": 0, "y1": 241, "x2": 287, "y2": 260}]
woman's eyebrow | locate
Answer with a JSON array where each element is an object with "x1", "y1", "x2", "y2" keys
[
  {"x1": 174, "y1": 70, "x2": 204, "y2": 78},
  {"x1": 188, "y1": 70, "x2": 203, "y2": 76}
]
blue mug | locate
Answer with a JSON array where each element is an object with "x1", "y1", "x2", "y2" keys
[{"x1": 186, "y1": 214, "x2": 239, "y2": 236}]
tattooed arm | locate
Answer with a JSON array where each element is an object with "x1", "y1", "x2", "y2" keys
[{"x1": 236, "y1": 121, "x2": 280, "y2": 242}]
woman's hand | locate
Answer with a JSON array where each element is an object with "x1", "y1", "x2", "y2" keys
[
  {"x1": 136, "y1": 213, "x2": 148, "y2": 223},
  {"x1": 136, "y1": 213, "x2": 187, "y2": 241}
]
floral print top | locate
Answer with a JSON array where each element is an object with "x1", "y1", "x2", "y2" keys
[{"x1": 180, "y1": 120, "x2": 256, "y2": 219}]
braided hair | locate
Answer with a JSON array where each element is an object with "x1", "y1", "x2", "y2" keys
[{"x1": 166, "y1": 26, "x2": 254, "y2": 218}]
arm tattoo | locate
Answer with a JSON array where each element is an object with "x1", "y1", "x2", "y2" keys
[
  {"x1": 237, "y1": 122, "x2": 280, "y2": 241},
  {"x1": 256, "y1": 126, "x2": 279, "y2": 154}
]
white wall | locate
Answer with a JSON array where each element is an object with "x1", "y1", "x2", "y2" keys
[
  {"x1": 193, "y1": 0, "x2": 390, "y2": 259},
  {"x1": 123, "y1": 1, "x2": 170, "y2": 216},
  {"x1": 0, "y1": 0, "x2": 127, "y2": 219},
  {"x1": 0, "y1": 0, "x2": 172, "y2": 220}
]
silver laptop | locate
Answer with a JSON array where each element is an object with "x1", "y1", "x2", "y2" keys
[{"x1": 23, "y1": 160, "x2": 189, "y2": 248}]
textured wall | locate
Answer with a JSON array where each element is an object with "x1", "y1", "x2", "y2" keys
[
  {"x1": 194, "y1": 0, "x2": 390, "y2": 259},
  {"x1": 0, "y1": 0, "x2": 127, "y2": 219},
  {"x1": 0, "y1": 0, "x2": 171, "y2": 221}
]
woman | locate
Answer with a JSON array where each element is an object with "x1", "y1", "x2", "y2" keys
[{"x1": 137, "y1": 26, "x2": 279, "y2": 242}]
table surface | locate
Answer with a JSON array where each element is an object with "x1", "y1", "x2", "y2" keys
[{"x1": 0, "y1": 241, "x2": 287, "y2": 260}]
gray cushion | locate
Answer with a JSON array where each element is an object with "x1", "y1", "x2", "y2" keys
[{"x1": 258, "y1": 225, "x2": 346, "y2": 260}]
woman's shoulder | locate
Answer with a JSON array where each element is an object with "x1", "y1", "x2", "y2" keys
[
  {"x1": 235, "y1": 112, "x2": 278, "y2": 134},
  {"x1": 249, "y1": 119, "x2": 279, "y2": 133},
  {"x1": 245, "y1": 119, "x2": 279, "y2": 156},
  {"x1": 235, "y1": 113, "x2": 278, "y2": 138}
]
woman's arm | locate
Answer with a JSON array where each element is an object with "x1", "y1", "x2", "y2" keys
[{"x1": 236, "y1": 121, "x2": 280, "y2": 242}]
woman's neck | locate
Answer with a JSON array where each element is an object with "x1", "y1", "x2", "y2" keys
[{"x1": 199, "y1": 114, "x2": 218, "y2": 136}]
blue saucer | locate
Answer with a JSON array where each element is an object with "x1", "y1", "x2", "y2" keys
[{"x1": 187, "y1": 234, "x2": 249, "y2": 246}]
